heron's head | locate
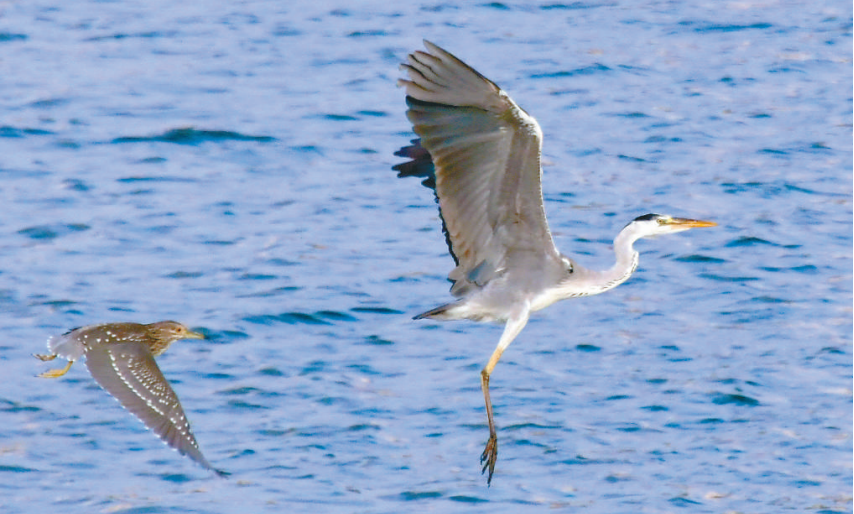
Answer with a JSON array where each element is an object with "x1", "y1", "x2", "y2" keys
[
  {"x1": 626, "y1": 213, "x2": 717, "y2": 239},
  {"x1": 147, "y1": 321, "x2": 205, "y2": 344}
]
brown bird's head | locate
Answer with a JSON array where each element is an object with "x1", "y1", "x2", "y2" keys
[{"x1": 145, "y1": 321, "x2": 205, "y2": 356}]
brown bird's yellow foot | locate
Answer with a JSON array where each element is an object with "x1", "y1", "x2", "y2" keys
[
  {"x1": 480, "y1": 434, "x2": 498, "y2": 485},
  {"x1": 38, "y1": 359, "x2": 74, "y2": 378}
]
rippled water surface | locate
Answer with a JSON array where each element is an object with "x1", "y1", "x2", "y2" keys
[{"x1": 1, "y1": 1, "x2": 851, "y2": 513}]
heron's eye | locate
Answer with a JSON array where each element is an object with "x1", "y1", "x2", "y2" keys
[{"x1": 562, "y1": 257, "x2": 573, "y2": 273}]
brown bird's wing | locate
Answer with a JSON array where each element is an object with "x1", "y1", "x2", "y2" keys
[
  {"x1": 397, "y1": 41, "x2": 561, "y2": 297},
  {"x1": 84, "y1": 341, "x2": 225, "y2": 476}
]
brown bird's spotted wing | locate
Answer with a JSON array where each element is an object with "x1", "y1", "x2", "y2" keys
[{"x1": 83, "y1": 340, "x2": 225, "y2": 476}]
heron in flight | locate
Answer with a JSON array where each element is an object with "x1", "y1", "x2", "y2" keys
[{"x1": 394, "y1": 41, "x2": 716, "y2": 485}]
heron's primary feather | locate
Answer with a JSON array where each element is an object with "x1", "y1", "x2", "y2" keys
[{"x1": 398, "y1": 40, "x2": 562, "y2": 298}]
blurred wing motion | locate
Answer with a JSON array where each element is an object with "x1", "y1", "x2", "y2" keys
[
  {"x1": 84, "y1": 341, "x2": 226, "y2": 476},
  {"x1": 45, "y1": 326, "x2": 91, "y2": 362},
  {"x1": 397, "y1": 40, "x2": 561, "y2": 297}
]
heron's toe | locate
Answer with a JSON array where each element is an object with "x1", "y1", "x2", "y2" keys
[{"x1": 480, "y1": 435, "x2": 498, "y2": 485}]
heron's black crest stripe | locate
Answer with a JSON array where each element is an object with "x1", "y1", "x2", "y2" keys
[{"x1": 633, "y1": 213, "x2": 662, "y2": 222}]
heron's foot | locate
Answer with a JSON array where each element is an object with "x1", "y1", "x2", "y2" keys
[
  {"x1": 480, "y1": 434, "x2": 498, "y2": 485},
  {"x1": 34, "y1": 353, "x2": 56, "y2": 362},
  {"x1": 37, "y1": 360, "x2": 73, "y2": 378}
]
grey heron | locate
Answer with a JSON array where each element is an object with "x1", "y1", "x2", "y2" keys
[{"x1": 394, "y1": 41, "x2": 716, "y2": 485}]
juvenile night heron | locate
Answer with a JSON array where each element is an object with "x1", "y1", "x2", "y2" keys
[
  {"x1": 394, "y1": 41, "x2": 716, "y2": 484},
  {"x1": 35, "y1": 321, "x2": 226, "y2": 476}
]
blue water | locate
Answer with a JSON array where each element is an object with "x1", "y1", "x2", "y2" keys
[{"x1": 1, "y1": 1, "x2": 851, "y2": 513}]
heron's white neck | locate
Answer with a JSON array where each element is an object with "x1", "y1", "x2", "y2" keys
[
  {"x1": 587, "y1": 223, "x2": 642, "y2": 295},
  {"x1": 541, "y1": 220, "x2": 650, "y2": 306}
]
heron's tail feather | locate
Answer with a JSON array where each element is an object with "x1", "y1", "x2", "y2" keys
[{"x1": 413, "y1": 302, "x2": 459, "y2": 320}]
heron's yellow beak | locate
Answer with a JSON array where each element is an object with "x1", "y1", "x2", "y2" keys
[
  {"x1": 665, "y1": 217, "x2": 717, "y2": 228},
  {"x1": 185, "y1": 329, "x2": 205, "y2": 340}
]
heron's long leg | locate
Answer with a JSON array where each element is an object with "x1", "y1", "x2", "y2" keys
[
  {"x1": 38, "y1": 359, "x2": 74, "y2": 378},
  {"x1": 480, "y1": 305, "x2": 530, "y2": 485}
]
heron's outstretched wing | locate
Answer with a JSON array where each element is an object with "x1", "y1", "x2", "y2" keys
[
  {"x1": 84, "y1": 341, "x2": 224, "y2": 475},
  {"x1": 397, "y1": 41, "x2": 559, "y2": 296}
]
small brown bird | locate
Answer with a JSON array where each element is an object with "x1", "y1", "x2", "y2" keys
[{"x1": 35, "y1": 321, "x2": 226, "y2": 476}]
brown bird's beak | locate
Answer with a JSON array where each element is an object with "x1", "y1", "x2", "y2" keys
[
  {"x1": 185, "y1": 329, "x2": 206, "y2": 340},
  {"x1": 665, "y1": 217, "x2": 717, "y2": 228}
]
